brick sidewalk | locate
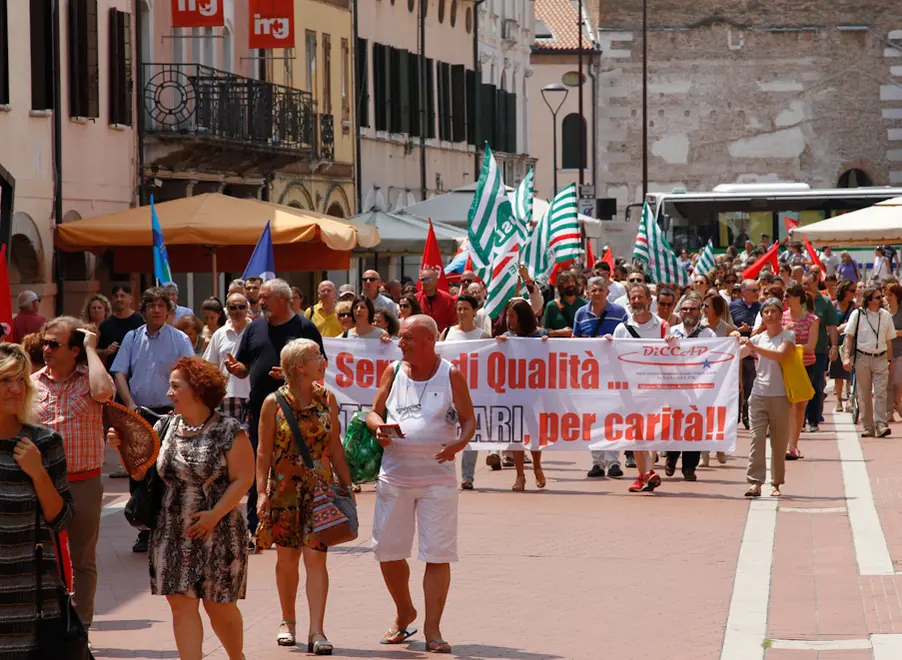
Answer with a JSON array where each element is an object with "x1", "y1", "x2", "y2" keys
[{"x1": 87, "y1": 391, "x2": 902, "y2": 659}]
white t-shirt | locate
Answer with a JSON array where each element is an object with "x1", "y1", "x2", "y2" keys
[
  {"x1": 670, "y1": 323, "x2": 716, "y2": 339},
  {"x1": 613, "y1": 294, "x2": 658, "y2": 315},
  {"x1": 613, "y1": 315, "x2": 666, "y2": 339},
  {"x1": 751, "y1": 330, "x2": 795, "y2": 397},
  {"x1": 202, "y1": 321, "x2": 251, "y2": 399},
  {"x1": 606, "y1": 280, "x2": 626, "y2": 303},
  {"x1": 444, "y1": 325, "x2": 489, "y2": 341},
  {"x1": 820, "y1": 252, "x2": 840, "y2": 277},
  {"x1": 382, "y1": 359, "x2": 458, "y2": 488},
  {"x1": 872, "y1": 257, "x2": 892, "y2": 282}
]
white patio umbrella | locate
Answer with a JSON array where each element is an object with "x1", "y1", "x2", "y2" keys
[{"x1": 792, "y1": 197, "x2": 902, "y2": 246}]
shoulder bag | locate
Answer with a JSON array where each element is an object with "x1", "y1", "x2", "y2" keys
[
  {"x1": 32, "y1": 506, "x2": 93, "y2": 660},
  {"x1": 124, "y1": 414, "x2": 174, "y2": 531},
  {"x1": 275, "y1": 392, "x2": 358, "y2": 547},
  {"x1": 782, "y1": 344, "x2": 815, "y2": 404}
]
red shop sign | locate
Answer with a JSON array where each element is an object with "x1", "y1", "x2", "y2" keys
[
  {"x1": 171, "y1": 0, "x2": 224, "y2": 28},
  {"x1": 249, "y1": 0, "x2": 295, "y2": 49}
]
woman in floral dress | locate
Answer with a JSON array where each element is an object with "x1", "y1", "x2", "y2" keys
[
  {"x1": 108, "y1": 357, "x2": 255, "y2": 660},
  {"x1": 256, "y1": 338, "x2": 354, "y2": 654}
]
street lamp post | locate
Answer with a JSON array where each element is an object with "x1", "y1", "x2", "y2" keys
[{"x1": 541, "y1": 83, "x2": 569, "y2": 196}]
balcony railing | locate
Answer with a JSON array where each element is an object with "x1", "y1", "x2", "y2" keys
[
  {"x1": 319, "y1": 114, "x2": 334, "y2": 161},
  {"x1": 142, "y1": 63, "x2": 314, "y2": 152}
]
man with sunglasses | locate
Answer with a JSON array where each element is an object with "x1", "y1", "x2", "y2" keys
[
  {"x1": 362, "y1": 270, "x2": 398, "y2": 315},
  {"x1": 33, "y1": 317, "x2": 115, "y2": 636},
  {"x1": 612, "y1": 269, "x2": 658, "y2": 315},
  {"x1": 416, "y1": 268, "x2": 457, "y2": 334},
  {"x1": 203, "y1": 292, "x2": 251, "y2": 421},
  {"x1": 843, "y1": 286, "x2": 895, "y2": 437},
  {"x1": 655, "y1": 287, "x2": 678, "y2": 326},
  {"x1": 664, "y1": 294, "x2": 715, "y2": 481}
]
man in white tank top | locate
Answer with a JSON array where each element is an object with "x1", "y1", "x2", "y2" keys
[{"x1": 366, "y1": 315, "x2": 476, "y2": 654}]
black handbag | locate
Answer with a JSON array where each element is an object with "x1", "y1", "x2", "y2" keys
[
  {"x1": 124, "y1": 414, "x2": 173, "y2": 530},
  {"x1": 32, "y1": 507, "x2": 93, "y2": 660}
]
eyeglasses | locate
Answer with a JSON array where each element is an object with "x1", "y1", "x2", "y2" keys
[
  {"x1": 420, "y1": 277, "x2": 436, "y2": 283},
  {"x1": 41, "y1": 339, "x2": 62, "y2": 350},
  {"x1": 399, "y1": 303, "x2": 411, "y2": 309},
  {"x1": 461, "y1": 279, "x2": 474, "y2": 285},
  {"x1": 338, "y1": 312, "x2": 352, "y2": 319},
  {"x1": 228, "y1": 304, "x2": 247, "y2": 311},
  {"x1": 362, "y1": 277, "x2": 379, "y2": 282},
  {"x1": 702, "y1": 303, "x2": 711, "y2": 308}
]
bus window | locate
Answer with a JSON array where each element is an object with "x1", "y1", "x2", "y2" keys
[{"x1": 748, "y1": 212, "x2": 772, "y2": 246}]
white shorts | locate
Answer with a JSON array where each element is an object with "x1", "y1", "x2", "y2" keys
[{"x1": 372, "y1": 481, "x2": 459, "y2": 564}]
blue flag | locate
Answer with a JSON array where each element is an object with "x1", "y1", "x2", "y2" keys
[
  {"x1": 242, "y1": 220, "x2": 276, "y2": 281},
  {"x1": 150, "y1": 195, "x2": 173, "y2": 284}
]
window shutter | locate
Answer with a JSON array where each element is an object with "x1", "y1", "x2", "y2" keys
[
  {"x1": 466, "y1": 69, "x2": 476, "y2": 146},
  {"x1": 68, "y1": 0, "x2": 80, "y2": 115},
  {"x1": 109, "y1": 9, "x2": 132, "y2": 126},
  {"x1": 384, "y1": 45, "x2": 394, "y2": 132},
  {"x1": 0, "y1": 0, "x2": 9, "y2": 105},
  {"x1": 372, "y1": 43, "x2": 386, "y2": 131},
  {"x1": 356, "y1": 38, "x2": 369, "y2": 127},
  {"x1": 86, "y1": 0, "x2": 99, "y2": 118},
  {"x1": 69, "y1": 0, "x2": 99, "y2": 118},
  {"x1": 506, "y1": 91, "x2": 516, "y2": 153},
  {"x1": 495, "y1": 87, "x2": 505, "y2": 152},
  {"x1": 407, "y1": 51, "x2": 420, "y2": 137},
  {"x1": 122, "y1": 11, "x2": 132, "y2": 125},
  {"x1": 440, "y1": 62, "x2": 452, "y2": 141},
  {"x1": 425, "y1": 58, "x2": 435, "y2": 139},
  {"x1": 30, "y1": 0, "x2": 53, "y2": 110},
  {"x1": 389, "y1": 47, "x2": 408, "y2": 134},
  {"x1": 480, "y1": 83, "x2": 495, "y2": 150},
  {"x1": 435, "y1": 63, "x2": 445, "y2": 140},
  {"x1": 451, "y1": 64, "x2": 465, "y2": 143}
]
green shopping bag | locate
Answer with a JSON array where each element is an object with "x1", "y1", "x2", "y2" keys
[{"x1": 341, "y1": 361, "x2": 400, "y2": 484}]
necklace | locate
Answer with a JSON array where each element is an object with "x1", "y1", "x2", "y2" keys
[
  {"x1": 397, "y1": 357, "x2": 440, "y2": 417},
  {"x1": 180, "y1": 412, "x2": 214, "y2": 434}
]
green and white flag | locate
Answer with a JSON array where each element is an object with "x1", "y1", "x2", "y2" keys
[
  {"x1": 467, "y1": 145, "x2": 507, "y2": 267},
  {"x1": 483, "y1": 169, "x2": 533, "y2": 319},
  {"x1": 693, "y1": 239, "x2": 716, "y2": 278},
  {"x1": 521, "y1": 183, "x2": 580, "y2": 282},
  {"x1": 633, "y1": 201, "x2": 689, "y2": 286}
]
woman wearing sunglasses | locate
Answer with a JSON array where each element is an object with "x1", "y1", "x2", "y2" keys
[
  {"x1": 397, "y1": 295, "x2": 422, "y2": 321},
  {"x1": 203, "y1": 292, "x2": 252, "y2": 421}
]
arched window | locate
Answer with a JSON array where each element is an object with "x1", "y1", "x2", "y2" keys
[
  {"x1": 561, "y1": 113, "x2": 586, "y2": 169},
  {"x1": 838, "y1": 168, "x2": 873, "y2": 188}
]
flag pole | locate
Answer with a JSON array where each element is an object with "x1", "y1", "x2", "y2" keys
[{"x1": 210, "y1": 246, "x2": 218, "y2": 299}]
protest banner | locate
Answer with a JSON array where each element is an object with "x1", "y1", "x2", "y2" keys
[{"x1": 324, "y1": 336, "x2": 739, "y2": 452}]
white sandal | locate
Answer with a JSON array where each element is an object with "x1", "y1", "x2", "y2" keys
[{"x1": 277, "y1": 620, "x2": 296, "y2": 646}]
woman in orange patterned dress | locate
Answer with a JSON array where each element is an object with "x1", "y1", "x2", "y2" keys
[{"x1": 255, "y1": 338, "x2": 353, "y2": 654}]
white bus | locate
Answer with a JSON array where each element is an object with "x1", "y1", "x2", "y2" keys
[{"x1": 627, "y1": 183, "x2": 902, "y2": 255}]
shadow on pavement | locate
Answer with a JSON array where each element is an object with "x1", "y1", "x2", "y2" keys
[
  {"x1": 92, "y1": 649, "x2": 179, "y2": 659},
  {"x1": 90, "y1": 619, "x2": 162, "y2": 632},
  {"x1": 326, "y1": 644, "x2": 562, "y2": 659}
]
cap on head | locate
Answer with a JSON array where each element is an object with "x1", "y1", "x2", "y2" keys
[
  {"x1": 338, "y1": 284, "x2": 356, "y2": 300},
  {"x1": 17, "y1": 291, "x2": 40, "y2": 309}
]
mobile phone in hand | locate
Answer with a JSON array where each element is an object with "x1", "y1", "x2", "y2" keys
[{"x1": 379, "y1": 424, "x2": 405, "y2": 439}]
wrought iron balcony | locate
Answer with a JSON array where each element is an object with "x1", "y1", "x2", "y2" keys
[
  {"x1": 319, "y1": 114, "x2": 334, "y2": 161},
  {"x1": 142, "y1": 63, "x2": 314, "y2": 153}
]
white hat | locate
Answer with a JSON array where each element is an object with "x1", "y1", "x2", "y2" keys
[
  {"x1": 338, "y1": 284, "x2": 356, "y2": 300},
  {"x1": 17, "y1": 291, "x2": 40, "y2": 308}
]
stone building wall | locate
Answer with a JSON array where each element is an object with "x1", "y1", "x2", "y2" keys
[{"x1": 596, "y1": 1, "x2": 902, "y2": 207}]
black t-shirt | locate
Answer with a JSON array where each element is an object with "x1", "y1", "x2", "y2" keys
[
  {"x1": 235, "y1": 314, "x2": 325, "y2": 426},
  {"x1": 97, "y1": 312, "x2": 145, "y2": 369}
]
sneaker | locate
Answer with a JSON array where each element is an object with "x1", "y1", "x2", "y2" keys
[
  {"x1": 877, "y1": 423, "x2": 891, "y2": 438},
  {"x1": 808, "y1": 424, "x2": 820, "y2": 433},
  {"x1": 862, "y1": 429, "x2": 876, "y2": 437},
  {"x1": 486, "y1": 454, "x2": 502, "y2": 471},
  {"x1": 132, "y1": 531, "x2": 149, "y2": 553},
  {"x1": 587, "y1": 464, "x2": 605, "y2": 478},
  {"x1": 834, "y1": 402, "x2": 844, "y2": 413},
  {"x1": 625, "y1": 453, "x2": 636, "y2": 468},
  {"x1": 664, "y1": 456, "x2": 677, "y2": 477},
  {"x1": 683, "y1": 470, "x2": 698, "y2": 482},
  {"x1": 502, "y1": 455, "x2": 515, "y2": 468},
  {"x1": 628, "y1": 475, "x2": 646, "y2": 492},
  {"x1": 643, "y1": 471, "x2": 662, "y2": 491},
  {"x1": 607, "y1": 464, "x2": 623, "y2": 478},
  {"x1": 716, "y1": 452, "x2": 728, "y2": 464}
]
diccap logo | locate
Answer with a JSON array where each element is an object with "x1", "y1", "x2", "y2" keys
[{"x1": 617, "y1": 344, "x2": 735, "y2": 368}]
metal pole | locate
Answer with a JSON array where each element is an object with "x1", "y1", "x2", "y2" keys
[
  {"x1": 641, "y1": 0, "x2": 648, "y2": 200},
  {"x1": 577, "y1": 0, "x2": 584, "y2": 188},
  {"x1": 552, "y1": 110, "x2": 558, "y2": 196},
  {"x1": 419, "y1": 0, "x2": 427, "y2": 199},
  {"x1": 353, "y1": 0, "x2": 362, "y2": 210},
  {"x1": 52, "y1": 0, "x2": 64, "y2": 316}
]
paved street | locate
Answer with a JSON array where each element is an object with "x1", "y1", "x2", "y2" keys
[{"x1": 88, "y1": 391, "x2": 902, "y2": 659}]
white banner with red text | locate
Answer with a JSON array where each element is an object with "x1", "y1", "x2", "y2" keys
[{"x1": 324, "y1": 337, "x2": 739, "y2": 452}]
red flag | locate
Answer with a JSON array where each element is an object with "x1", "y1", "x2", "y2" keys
[
  {"x1": 418, "y1": 219, "x2": 449, "y2": 292},
  {"x1": 742, "y1": 241, "x2": 780, "y2": 280},
  {"x1": 549, "y1": 259, "x2": 575, "y2": 286},
  {"x1": 803, "y1": 238, "x2": 825, "y2": 280},
  {"x1": 464, "y1": 251, "x2": 474, "y2": 274},
  {"x1": 0, "y1": 245, "x2": 13, "y2": 340},
  {"x1": 585, "y1": 241, "x2": 596, "y2": 269},
  {"x1": 602, "y1": 248, "x2": 615, "y2": 270},
  {"x1": 783, "y1": 214, "x2": 800, "y2": 235}
]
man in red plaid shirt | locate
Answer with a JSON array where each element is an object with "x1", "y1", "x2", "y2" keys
[{"x1": 32, "y1": 316, "x2": 115, "y2": 636}]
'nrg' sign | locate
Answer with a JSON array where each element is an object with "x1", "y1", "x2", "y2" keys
[
  {"x1": 171, "y1": 0, "x2": 223, "y2": 28},
  {"x1": 249, "y1": 0, "x2": 295, "y2": 49}
]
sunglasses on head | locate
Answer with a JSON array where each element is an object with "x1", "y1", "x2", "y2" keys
[{"x1": 228, "y1": 304, "x2": 247, "y2": 311}]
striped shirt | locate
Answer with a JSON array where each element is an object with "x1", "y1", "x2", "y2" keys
[
  {"x1": 782, "y1": 310, "x2": 819, "y2": 366},
  {"x1": 33, "y1": 365, "x2": 108, "y2": 474},
  {"x1": 0, "y1": 425, "x2": 74, "y2": 658}
]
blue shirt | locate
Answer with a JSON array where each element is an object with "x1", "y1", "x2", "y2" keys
[
  {"x1": 729, "y1": 299, "x2": 761, "y2": 336},
  {"x1": 173, "y1": 304, "x2": 194, "y2": 322},
  {"x1": 572, "y1": 301, "x2": 628, "y2": 338},
  {"x1": 110, "y1": 324, "x2": 195, "y2": 408}
]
